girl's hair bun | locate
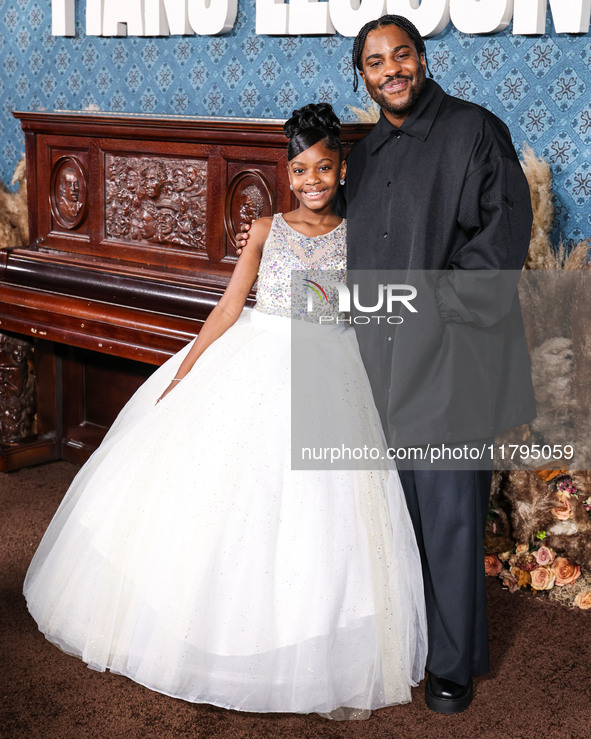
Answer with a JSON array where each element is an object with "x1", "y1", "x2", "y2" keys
[
  {"x1": 284, "y1": 103, "x2": 341, "y2": 141},
  {"x1": 284, "y1": 103, "x2": 342, "y2": 161}
]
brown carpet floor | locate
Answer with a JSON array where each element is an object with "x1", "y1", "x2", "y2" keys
[{"x1": 1, "y1": 462, "x2": 590, "y2": 739}]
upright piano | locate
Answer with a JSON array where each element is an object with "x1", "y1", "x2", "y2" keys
[{"x1": 0, "y1": 111, "x2": 367, "y2": 471}]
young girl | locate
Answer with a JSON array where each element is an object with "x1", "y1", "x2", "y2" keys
[{"x1": 23, "y1": 104, "x2": 426, "y2": 718}]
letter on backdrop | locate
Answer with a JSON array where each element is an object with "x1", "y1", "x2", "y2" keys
[
  {"x1": 102, "y1": 0, "x2": 145, "y2": 36},
  {"x1": 386, "y1": 0, "x2": 451, "y2": 37},
  {"x1": 256, "y1": 0, "x2": 289, "y2": 34},
  {"x1": 513, "y1": 0, "x2": 591, "y2": 35},
  {"x1": 52, "y1": 0, "x2": 75, "y2": 35},
  {"x1": 144, "y1": 0, "x2": 194, "y2": 35},
  {"x1": 86, "y1": 0, "x2": 104, "y2": 35},
  {"x1": 289, "y1": 0, "x2": 335, "y2": 34},
  {"x1": 329, "y1": 0, "x2": 386, "y2": 38},
  {"x1": 188, "y1": 0, "x2": 238, "y2": 35},
  {"x1": 450, "y1": 0, "x2": 513, "y2": 34}
]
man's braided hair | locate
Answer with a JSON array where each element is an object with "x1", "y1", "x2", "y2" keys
[{"x1": 352, "y1": 14, "x2": 432, "y2": 92}]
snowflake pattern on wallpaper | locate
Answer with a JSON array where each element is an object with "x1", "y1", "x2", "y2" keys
[{"x1": 1, "y1": 1, "x2": 590, "y2": 242}]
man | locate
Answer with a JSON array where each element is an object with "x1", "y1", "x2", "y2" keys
[
  {"x1": 344, "y1": 15, "x2": 534, "y2": 714},
  {"x1": 237, "y1": 14, "x2": 534, "y2": 715}
]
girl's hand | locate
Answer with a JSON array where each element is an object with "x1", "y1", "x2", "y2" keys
[{"x1": 156, "y1": 379, "x2": 181, "y2": 404}]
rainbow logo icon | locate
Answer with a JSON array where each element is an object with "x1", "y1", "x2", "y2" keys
[{"x1": 303, "y1": 278, "x2": 329, "y2": 303}]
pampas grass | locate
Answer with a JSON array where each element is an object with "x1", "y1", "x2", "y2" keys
[
  {"x1": 345, "y1": 98, "x2": 380, "y2": 123},
  {"x1": 0, "y1": 157, "x2": 28, "y2": 247},
  {"x1": 521, "y1": 143, "x2": 590, "y2": 272},
  {"x1": 521, "y1": 144, "x2": 555, "y2": 271},
  {"x1": 548, "y1": 571, "x2": 591, "y2": 607}
]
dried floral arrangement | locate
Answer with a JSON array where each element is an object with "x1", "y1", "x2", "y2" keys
[{"x1": 485, "y1": 146, "x2": 591, "y2": 610}]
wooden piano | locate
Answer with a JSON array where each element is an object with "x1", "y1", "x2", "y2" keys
[{"x1": 0, "y1": 111, "x2": 367, "y2": 471}]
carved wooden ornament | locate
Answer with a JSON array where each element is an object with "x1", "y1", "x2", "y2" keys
[
  {"x1": 0, "y1": 333, "x2": 35, "y2": 444},
  {"x1": 105, "y1": 155, "x2": 208, "y2": 251},
  {"x1": 224, "y1": 170, "x2": 274, "y2": 247},
  {"x1": 50, "y1": 156, "x2": 88, "y2": 230}
]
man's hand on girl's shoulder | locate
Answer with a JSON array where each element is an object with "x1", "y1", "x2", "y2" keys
[
  {"x1": 236, "y1": 217, "x2": 273, "y2": 256},
  {"x1": 235, "y1": 222, "x2": 251, "y2": 255}
]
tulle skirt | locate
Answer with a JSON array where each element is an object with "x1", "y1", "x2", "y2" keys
[{"x1": 23, "y1": 308, "x2": 427, "y2": 714}]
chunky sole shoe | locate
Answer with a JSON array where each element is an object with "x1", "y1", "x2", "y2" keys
[{"x1": 425, "y1": 675, "x2": 474, "y2": 714}]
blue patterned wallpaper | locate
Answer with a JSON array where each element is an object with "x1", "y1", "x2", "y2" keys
[{"x1": 1, "y1": 2, "x2": 590, "y2": 243}]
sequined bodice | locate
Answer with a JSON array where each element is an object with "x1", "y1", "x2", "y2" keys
[{"x1": 254, "y1": 214, "x2": 347, "y2": 321}]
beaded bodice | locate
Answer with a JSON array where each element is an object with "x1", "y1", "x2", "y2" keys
[{"x1": 254, "y1": 214, "x2": 347, "y2": 321}]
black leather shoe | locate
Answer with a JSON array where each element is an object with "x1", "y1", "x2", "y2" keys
[{"x1": 425, "y1": 674, "x2": 473, "y2": 714}]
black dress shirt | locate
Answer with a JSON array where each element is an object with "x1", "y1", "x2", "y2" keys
[
  {"x1": 343, "y1": 79, "x2": 536, "y2": 449},
  {"x1": 346, "y1": 78, "x2": 533, "y2": 271}
]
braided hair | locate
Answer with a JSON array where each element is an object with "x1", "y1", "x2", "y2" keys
[
  {"x1": 352, "y1": 14, "x2": 432, "y2": 92},
  {"x1": 284, "y1": 103, "x2": 342, "y2": 162}
]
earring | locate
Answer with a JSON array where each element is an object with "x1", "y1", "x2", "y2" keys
[
  {"x1": 340, "y1": 179, "x2": 345, "y2": 186},
  {"x1": 289, "y1": 184, "x2": 293, "y2": 191}
]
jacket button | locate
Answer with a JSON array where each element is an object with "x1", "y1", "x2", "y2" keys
[{"x1": 383, "y1": 232, "x2": 388, "y2": 238}]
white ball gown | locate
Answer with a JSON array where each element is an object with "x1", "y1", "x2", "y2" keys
[{"x1": 23, "y1": 214, "x2": 427, "y2": 714}]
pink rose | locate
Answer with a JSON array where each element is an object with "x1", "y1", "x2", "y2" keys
[
  {"x1": 530, "y1": 566, "x2": 556, "y2": 591},
  {"x1": 551, "y1": 557, "x2": 581, "y2": 586},
  {"x1": 484, "y1": 554, "x2": 503, "y2": 577},
  {"x1": 552, "y1": 491, "x2": 574, "y2": 521},
  {"x1": 574, "y1": 591, "x2": 591, "y2": 610},
  {"x1": 500, "y1": 570, "x2": 520, "y2": 593},
  {"x1": 535, "y1": 546, "x2": 555, "y2": 566}
]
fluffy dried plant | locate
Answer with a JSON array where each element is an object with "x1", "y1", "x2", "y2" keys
[
  {"x1": 570, "y1": 471, "x2": 591, "y2": 497},
  {"x1": 546, "y1": 515, "x2": 591, "y2": 572},
  {"x1": 0, "y1": 157, "x2": 28, "y2": 247},
  {"x1": 501, "y1": 470, "x2": 558, "y2": 545},
  {"x1": 528, "y1": 337, "x2": 576, "y2": 445},
  {"x1": 521, "y1": 143, "x2": 555, "y2": 271},
  {"x1": 499, "y1": 470, "x2": 591, "y2": 571},
  {"x1": 484, "y1": 471, "x2": 516, "y2": 554},
  {"x1": 548, "y1": 571, "x2": 591, "y2": 608},
  {"x1": 521, "y1": 143, "x2": 590, "y2": 271},
  {"x1": 553, "y1": 239, "x2": 591, "y2": 270},
  {"x1": 345, "y1": 98, "x2": 380, "y2": 123}
]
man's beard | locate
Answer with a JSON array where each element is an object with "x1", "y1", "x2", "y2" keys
[{"x1": 367, "y1": 65, "x2": 426, "y2": 119}]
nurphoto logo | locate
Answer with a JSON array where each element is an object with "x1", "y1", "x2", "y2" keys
[{"x1": 305, "y1": 280, "x2": 418, "y2": 325}]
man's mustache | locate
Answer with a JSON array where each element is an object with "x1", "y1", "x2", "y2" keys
[{"x1": 379, "y1": 74, "x2": 412, "y2": 90}]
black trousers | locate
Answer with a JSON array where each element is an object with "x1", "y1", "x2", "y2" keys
[{"x1": 398, "y1": 461, "x2": 492, "y2": 685}]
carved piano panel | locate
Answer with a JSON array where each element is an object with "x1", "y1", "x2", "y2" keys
[{"x1": 0, "y1": 112, "x2": 370, "y2": 469}]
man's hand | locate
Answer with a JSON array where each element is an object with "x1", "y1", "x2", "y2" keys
[{"x1": 235, "y1": 222, "x2": 251, "y2": 256}]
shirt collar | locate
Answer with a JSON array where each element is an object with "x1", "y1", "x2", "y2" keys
[{"x1": 366, "y1": 78, "x2": 446, "y2": 153}]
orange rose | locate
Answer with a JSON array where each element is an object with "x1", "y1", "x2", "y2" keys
[
  {"x1": 516, "y1": 543, "x2": 530, "y2": 555},
  {"x1": 551, "y1": 557, "x2": 581, "y2": 586},
  {"x1": 574, "y1": 591, "x2": 591, "y2": 610},
  {"x1": 484, "y1": 555, "x2": 503, "y2": 577},
  {"x1": 530, "y1": 566, "x2": 556, "y2": 591},
  {"x1": 552, "y1": 491, "x2": 574, "y2": 521},
  {"x1": 510, "y1": 566, "x2": 532, "y2": 588}
]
